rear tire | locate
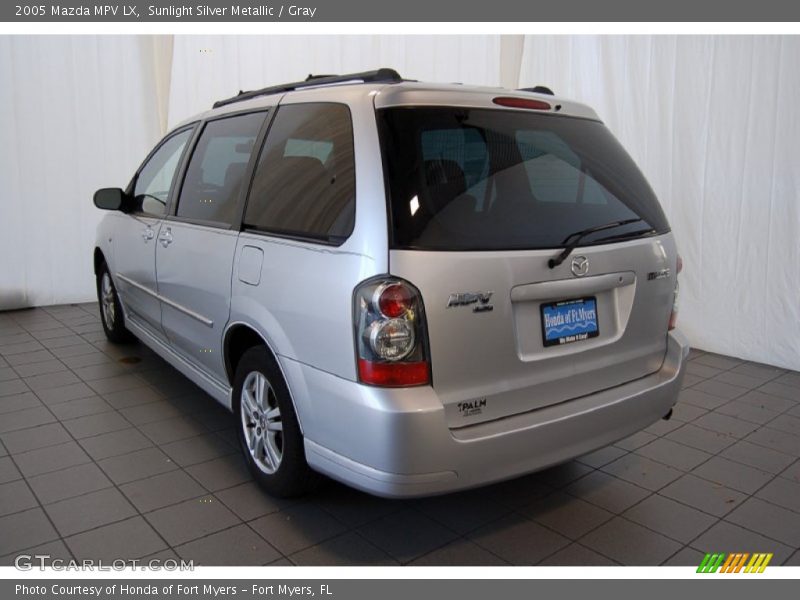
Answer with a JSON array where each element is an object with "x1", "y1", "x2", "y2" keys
[
  {"x1": 96, "y1": 262, "x2": 133, "y2": 344},
  {"x1": 233, "y1": 346, "x2": 319, "y2": 497}
]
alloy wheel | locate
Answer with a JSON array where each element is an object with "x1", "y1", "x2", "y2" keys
[
  {"x1": 240, "y1": 370, "x2": 284, "y2": 474},
  {"x1": 100, "y1": 272, "x2": 116, "y2": 330}
]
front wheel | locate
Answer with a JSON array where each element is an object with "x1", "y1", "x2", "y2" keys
[
  {"x1": 96, "y1": 263, "x2": 133, "y2": 344},
  {"x1": 233, "y1": 346, "x2": 319, "y2": 497}
]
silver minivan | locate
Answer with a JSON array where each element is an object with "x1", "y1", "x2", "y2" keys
[{"x1": 92, "y1": 69, "x2": 689, "y2": 498}]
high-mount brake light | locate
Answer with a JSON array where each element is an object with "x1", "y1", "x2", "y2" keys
[
  {"x1": 492, "y1": 97, "x2": 552, "y2": 111},
  {"x1": 354, "y1": 278, "x2": 431, "y2": 387}
]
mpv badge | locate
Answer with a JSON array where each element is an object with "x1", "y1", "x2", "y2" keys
[
  {"x1": 648, "y1": 268, "x2": 671, "y2": 281},
  {"x1": 446, "y1": 291, "x2": 494, "y2": 313},
  {"x1": 571, "y1": 256, "x2": 589, "y2": 277}
]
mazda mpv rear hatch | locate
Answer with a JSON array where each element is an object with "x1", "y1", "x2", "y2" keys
[{"x1": 377, "y1": 98, "x2": 678, "y2": 428}]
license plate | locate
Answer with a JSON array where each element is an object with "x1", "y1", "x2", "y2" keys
[{"x1": 540, "y1": 297, "x2": 599, "y2": 347}]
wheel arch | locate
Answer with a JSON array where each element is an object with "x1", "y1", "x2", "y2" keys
[
  {"x1": 93, "y1": 247, "x2": 106, "y2": 275},
  {"x1": 222, "y1": 321, "x2": 305, "y2": 434},
  {"x1": 223, "y1": 322, "x2": 275, "y2": 385}
]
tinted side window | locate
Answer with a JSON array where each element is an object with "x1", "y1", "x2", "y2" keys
[
  {"x1": 133, "y1": 128, "x2": 192, "y2": 216},
  {"x1": 176, "y1": 112, "x2": 266, "y2": 225},
  {"x1": 244, "y1": 103, "x2": 355, "y2": 243}
]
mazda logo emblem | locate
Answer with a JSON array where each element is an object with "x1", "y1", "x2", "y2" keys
[{"x1": 571, "y1": 256, "x2": 589, "y2": 277}]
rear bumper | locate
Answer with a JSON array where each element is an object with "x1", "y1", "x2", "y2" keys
[{"x1": 285, "y1": 331, "x2": 689, "y2": 498}]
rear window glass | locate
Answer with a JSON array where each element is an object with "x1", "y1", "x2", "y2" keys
[{"x1": 378, "y1": 107, "x2": 669, "y2": 251}]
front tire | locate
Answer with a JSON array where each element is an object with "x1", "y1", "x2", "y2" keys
[
  {"x1": 233, "y1": 346, "x2": 319, "y2": 497},
  {"x1": 96, "y1": 263, "x2": 133, "y2": 344}
]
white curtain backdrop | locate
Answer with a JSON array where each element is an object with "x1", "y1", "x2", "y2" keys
[
  {"x1": 0, "y1": 36, "x2": 164, "y2": 309},
  {"x1": 167, "y1": 35, "x2": 502, "y2": 127},
  {"x1": 1, "y1": 35, "x2": 797, "y2": 370},
  {"x1": 519, "y1": 35, "x2": 799, "y2": 370}
]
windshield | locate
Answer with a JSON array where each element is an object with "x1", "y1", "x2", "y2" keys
[{"x1": 377, "y1": 107, "x2": 669, "y2": 251}]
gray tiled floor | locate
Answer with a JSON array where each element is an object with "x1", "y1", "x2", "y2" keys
[{"x1": 1, "y1": 303, "x2": 799, "y2": 566}]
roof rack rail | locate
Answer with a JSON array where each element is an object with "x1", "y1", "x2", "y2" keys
[
  {"x1": 518, "y1": 85, "x2": 555, "y2": 96},
  {"x1": 212, "y1": 68, "x2": 403, "y2": 109}
]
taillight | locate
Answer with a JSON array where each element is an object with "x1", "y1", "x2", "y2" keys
[
  {"x1": 669, "y1": 254, "x2": 682, "y2": 331},
  {"x1": 375, "y1": 282, "x2": 414, "y2": 319},
  {"x1": 354, "y1": 277, "x2": 430, "y2": 387}
]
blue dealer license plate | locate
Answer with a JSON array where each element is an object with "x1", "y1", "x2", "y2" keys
[{"x1": 541, "y1": 297, "x2": 599, "y2": 347}]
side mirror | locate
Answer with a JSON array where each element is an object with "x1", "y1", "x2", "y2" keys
[{"x1": 93, "y1": 188, "x2": 126, "y2": 211}]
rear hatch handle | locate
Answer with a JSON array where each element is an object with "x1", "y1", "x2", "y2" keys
[{"x1": 511, "y1": 271, "x2": 636, "y2": 303}]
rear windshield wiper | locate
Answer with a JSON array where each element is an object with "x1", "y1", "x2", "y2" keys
[
  {"x1": 548, "y1": 218, "x2": 643, "y2": 269},
  {"x1": 591, "y1": 227, "x2": 657, "y2": 245}
]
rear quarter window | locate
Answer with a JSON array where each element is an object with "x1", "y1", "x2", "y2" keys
[{"x1": 244, "y1": 103, "x2": 356, "y2": 244}]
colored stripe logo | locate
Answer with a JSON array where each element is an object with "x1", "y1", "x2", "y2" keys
[{"x1": 697, "y1": 552, "x2": 773, "y2": 573}]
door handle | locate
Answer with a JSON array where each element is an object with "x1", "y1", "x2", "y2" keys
[
  {"x1": 159, "y1": 228, "x2": 173, "y2": 248},
  {"x1": 141, "y1": 228, "x2": 155, "y2": 242}
]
